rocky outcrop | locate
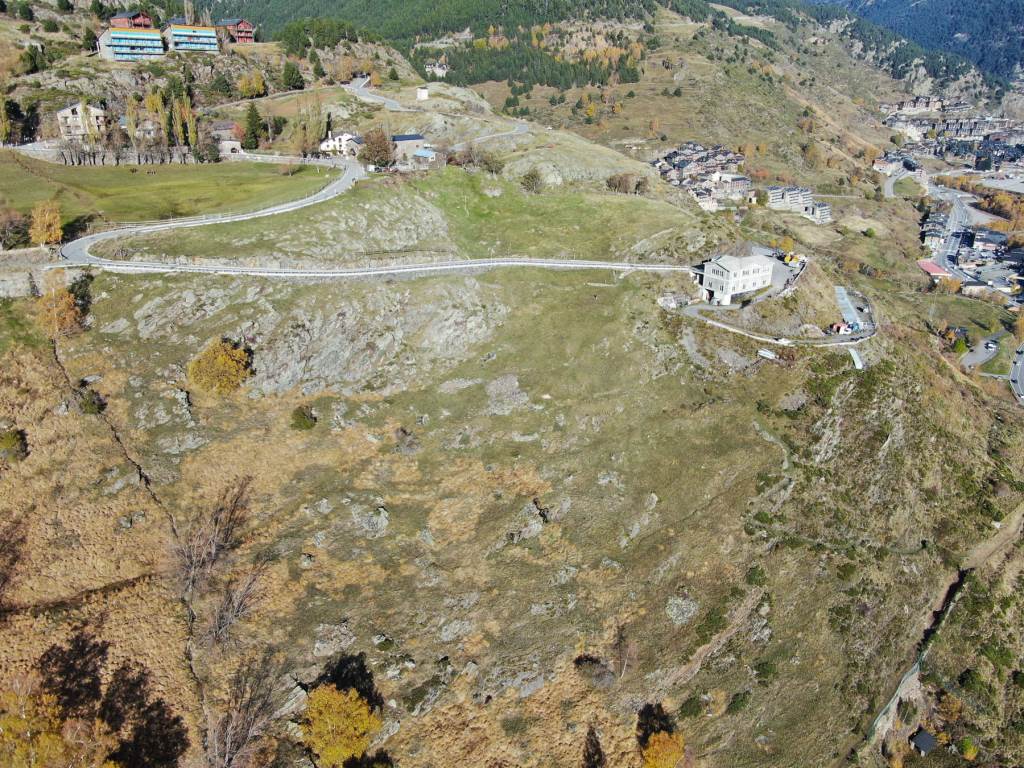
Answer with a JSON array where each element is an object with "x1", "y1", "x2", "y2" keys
[{"x1": 248, "y1": 279, "x2": 508, "y2": 396}]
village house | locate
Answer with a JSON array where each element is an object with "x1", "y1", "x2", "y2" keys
[
  {"x1": 917, "y1": 259, "x2": 951, "y2": 281},
  {"x1": 109, "y1": 9, "x2": 153, "y2": 28},
  {"x1": 910, "y1": 729, "x2": 938, "y2": 758},
  {"x1": 410, "y1": 147, "x2": 445, "y2": 170},
  {"x1": 709, "y1": 172, "x2": 751, "y2": 200},
  {"x1": 691, "y1": 189, "x2": 718, "y2": 212},
  {"x1": 210, "y1": 120, "x2": 242, "y2": 154},
  {"x1": 216, "y1": 18, "x2": 255, "y2": 44},
  {"x1": 56, "y1": 102, "x2": 107, "y2": 140},
  {"x1": 873, "y1": 153, "x2": 904, "y2": 175},
  {"x1": 767, "y1": 186, "x2": 813, "y2": 211},
  {"x1": 973, "y1": 228, "x2": 1007, "y2": 252},
  {"x1": 700, "y1": 250, "x2": 775, "y2": 305},
  {"x1": 922, "y1": 212, "x2": 948, "y2": 250},
  {"x1": 961, "y1": 279, "x2": 991, "y2": 298},
  {"x1": 392, "y1": 134, "x2": 427, "y2": 163},
  {"x1": 893, "y1": 95, "x2": 943, "y2": 115},
  {"x1": 118, "y1": 114, "x2": 160, "y2": 140},
  {"x1": 424, "y1": 61, "x2": 449, "y2": 78},
  {"x1": 319, "y1": 131, "x2": 363, "y2": 156}
]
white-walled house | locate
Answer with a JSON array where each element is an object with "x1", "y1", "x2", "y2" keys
[
  {"x1": 319, "y1": 131, "x2": 363, "y2": 156},
  {"x1": 56, "y1": 102, "x2": 107, "y2": 140},
  {"x1": 701, "y1": 252, "x2": 775, "y2": 305}
]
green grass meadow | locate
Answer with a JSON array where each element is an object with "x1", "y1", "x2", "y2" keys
[{"x1": 0, "y1": 151, "x2": 336, "y2": 226}]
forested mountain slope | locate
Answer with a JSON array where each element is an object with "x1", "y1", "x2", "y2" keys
[
  {"x1": 201, "y1": 0, "x2": 699, "y2": 40},
  {"x1": 807, "y1": 0, "x2": 1024, "y2": 80},
  {"x1": 201, "y1": 0, "x2": 990, "y2": 94}
]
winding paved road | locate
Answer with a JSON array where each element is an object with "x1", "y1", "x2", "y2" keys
[
  {"x1": 960, "y1": 331, "x2": 1006, "y2": 371},
  {"x1": 60, "y1": 84, "x2": 532, "y2": 273},
  {"x1": 883, "y1": 169, "x2": 909, "y2": 199},
  {"x1": 681, "y1": 303, "x2": 876, "y2": 348},
  {"x1": 343, "y1": 78, "x2": 409, "y2": 111},
  {"x1": 61, "y1": 159, "x2": 367, "y2": 266}
]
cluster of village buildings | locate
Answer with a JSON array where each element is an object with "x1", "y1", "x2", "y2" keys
[
  {"x1": 918, "y1": 209, "x2": 1024, "y2": 301},
  {"x1": 879, "y1": 96, "x2": 971, "y2": 116},
  {"x1": 873, "y1": 152, "x2": 930, "y2": 184},
  {"x1": 96, "y1": 9, "x2": 255, "y2": 62},
  {"x1": 53, "y1": 100, "x2": 446, "y2": 171},
  {"x1": 650, "y1": 142, "x2": 832, "y2": 223},
  {"x1": 879, "y1": 96, "x2": 1023, "y2": 168},
  {"x1": 884, "y1": 114, "x2": 1018, "y2": 144},
  {"x1": 317, "y1": 129, "x2": 445, "y2": 170},
  {"x1": 651, "y1": 142, "x2": 751, "y2": 211}
]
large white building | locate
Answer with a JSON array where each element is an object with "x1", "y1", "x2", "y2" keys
[
  {"x1": 766, "y1": 185, "x2": 832, "y2": 224},
  {"x1": 701, "y1": 252, "x2": 775, "y2": 305},
  {"x1": 767, "y1": 186, "x2": 813, "y2": 211}
]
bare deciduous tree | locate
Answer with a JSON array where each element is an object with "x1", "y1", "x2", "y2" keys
[
  {"x1": 175, "y1": 477, "x2": 252, "y2": 599},
  {"x1": 611, "y1": 624, "x2": 638, "y2": 679},
  {"x1": 206, "y1": 653, "x2": 281, "y2": 768},
  {"x1": 207, "y1": 558, "x2": 268, "y2": 645}
]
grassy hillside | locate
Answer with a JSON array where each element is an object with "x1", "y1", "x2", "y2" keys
[
  {"x1": 93, "y1": 165, "x2": 711, "y2": 266},
  {"x1": 0, "y1": 151, "x2": 336, "y2": 225}
]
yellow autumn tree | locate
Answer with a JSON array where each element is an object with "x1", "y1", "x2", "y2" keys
[
  {"x1": 642, "y1": 730, "x2": 685, "y2": 768},
  {"x1": 29, "y1": 200, "x2": 62, "y2": 246},
  {"x1": 301, "y1": 685, "x2": 382, "y2": 768},
  {"x1": 239, "y1": 70, "x2": 267, "y2": 99},
  {"x1": 0, "y1": 681, "x2": 118, "y2": 768},
  {"x1": 36, "y1": 275, "x2": 81, "y2": 338},
  {"x1": 1014, "y1": 312, "x2": 1024, "y2": 342},
  {"x1": 187, "y1": 339, "x2": 250, "y2": 394}
]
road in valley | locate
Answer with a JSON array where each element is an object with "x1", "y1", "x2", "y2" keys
[
  {"x1": 883, "y1": 169, "x2": 909, "y2": 199},
  {"x1": 1012, "y1": 343, "x2": 1024, "y2": 404},
  {"x1": 959, "y1": 331, "x2": 1007, "y2": 371}
]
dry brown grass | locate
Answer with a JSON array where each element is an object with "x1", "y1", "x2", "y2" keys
[{"x1": 0, "y1": 347, "x2": 202, "y2": 762}]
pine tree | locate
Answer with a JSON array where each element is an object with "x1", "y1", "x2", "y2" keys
[
  {"x1": 281, "y1": 60, "x2": 305, "y2": 91},
  {"x1": 242, "y1": 103, "x2": 262, "y2": 150}
]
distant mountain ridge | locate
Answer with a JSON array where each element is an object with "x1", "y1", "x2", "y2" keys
[{"x1": 807, "y1": 0, "x2": 1024, "y2": 80}]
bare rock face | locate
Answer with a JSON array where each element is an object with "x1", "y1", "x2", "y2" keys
[
  {"x1": 666, "y1": 596, "x2": 699, "y2": 626},
  {"x1": 250, "y1": 280, "x2": 508, "y2": 396},
  {"x1": 485, "y1": 374, "x2": 530, "y2": 415},
  {"x1": 313, "y1": 622, "x2": 356, "y2": 657}
]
